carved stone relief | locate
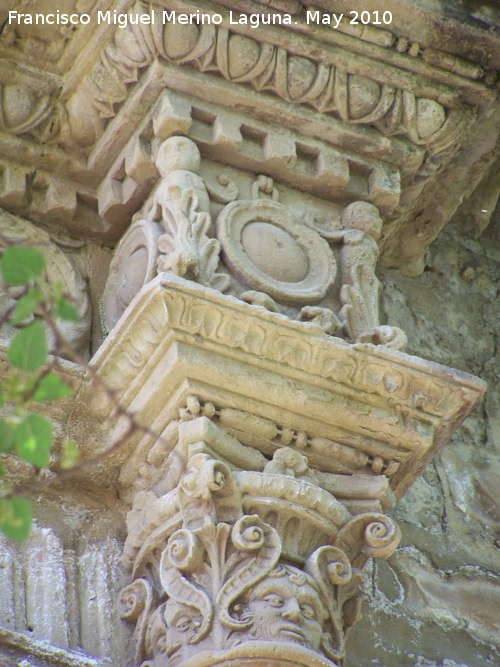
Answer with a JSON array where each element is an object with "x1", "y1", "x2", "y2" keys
[
  {"x1": 60, "y1": 2, "x2": 480, "y2": 154},
  {"x1": 0, "y1": 0, "x2": 497, "y2": 272},
  {"x1": 102, "y1": 134, "x2": 406, "y2": 350},
  {"x1": 120, "y1": 417, "x2": 401, "y2": 667},
  {"x1": 103, "y1": 136, "x2": 231, "y2": 330},
  {"x1": 216, "y1": 180, "x2": 335, "y2": 305},
  {"x1": 89, "y1": 272, "x2": 486, "y2": 503},
  {"x1": 0, "y1": 4, "x2": 496, "y2": 667}
]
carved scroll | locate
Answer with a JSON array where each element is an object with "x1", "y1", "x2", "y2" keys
[{"x1": 120, "y1": 419, "x2": 404, "y2": 667}]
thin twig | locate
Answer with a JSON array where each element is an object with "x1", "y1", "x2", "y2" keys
[{"x1": 10, "y1": 302, "x2": 177, "y2": 494}]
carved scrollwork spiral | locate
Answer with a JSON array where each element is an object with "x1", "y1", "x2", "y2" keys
[
  {"x1": 159, "y1": 536, "x2": 213, "y2": 644},
  {"x1": 216, "y1": 515, "x2": 281, "y2": 630},
  {"x1": 231, "y1": 514, "x2": 267, "y2": 552},
  {"x1": 118, "y1": 578, "x2": 154, "y2": 665},
  {"x1": 335, "y1": 513, "x2": 401, "y2": 567},
  {"x1": 164, "y1": 528, "x2": 204, "y2": 572},
  {"x1": 304, "y1": 546, "x2": 352, "y2": 661},
  {"x1": 181, "y1": 452, "x2": 230, "y2": 500},
  {"x1": 119, "y1": 577, "x2": 154, "y2": 621},
  {"x1": 204, "y1": 174, "x2": 239, "y2": 204},
  {"x1": 363, "y1": 516, "x2": 402, "y2": 559},
  {"x1": 305, "y1": 546, "x2": 352, "y2": 587}
]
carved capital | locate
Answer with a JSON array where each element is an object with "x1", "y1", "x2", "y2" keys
[{"x1": 120, "y1": 418, "x2": 403, "y2": 666}]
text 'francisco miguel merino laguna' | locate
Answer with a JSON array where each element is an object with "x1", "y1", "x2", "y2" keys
[
  {"x1": 7, "y1": 10, "x2": 295, "y2": 28},
  {"x1": 8, "y1": 9, "x2": 393, "y2": 29}
]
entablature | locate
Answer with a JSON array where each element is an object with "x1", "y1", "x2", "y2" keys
[{"x1": 0, "y1": 0, "x2": 498, "y2": 271}]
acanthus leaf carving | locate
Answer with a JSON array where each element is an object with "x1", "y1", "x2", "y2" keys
[
  {"x1": 102, "y1": 136, "x2": 231, "y2": 331},
  {"x1": 160, "y1": 528, "x2": 213, "y2": 644},
  {"x1": 335, "y1": 512, "x2": 402, "y2": 569},
  {"x1": 305, "y1": 546, "x2": 353, "y2": 662},
  {"x1": 119, "y1": 578, "x2": 155, "y2": 665},
  {"x1": 147, "y1": 137, "x2": 230, "y2": 292}
]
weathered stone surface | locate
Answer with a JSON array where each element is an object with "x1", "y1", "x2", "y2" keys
[
  {"x1": 0, "y1": 1, "x2": 498, "y2": 666},
  {"x1": 0, "y1": 0, "x2": 498, "y2": 265},
  {"x1": 119, "y1": 417, "x2": 401, "y2": 666},
  {"x1": 345, "y1": 222, "x2": 500, "y2": 666}
]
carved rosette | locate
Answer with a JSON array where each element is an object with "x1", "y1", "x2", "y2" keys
[{"x1": 120, "y1": 418, "x2": 401, "y2": 667}]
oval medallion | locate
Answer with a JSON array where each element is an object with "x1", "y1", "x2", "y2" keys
[
  {"x1": 103, "y1": 219, "x2": 161, "y2": 330},
  {"x1": 216, "y1": 200, "x2": 335, "y2": 304}
]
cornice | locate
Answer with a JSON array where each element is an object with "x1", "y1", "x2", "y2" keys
[
  {"x1": 0, "y1": 0, "x2": 498, "y2": 267},
  {"x1": 82, "y1": 273, "x2": 485, "y2": 499}
]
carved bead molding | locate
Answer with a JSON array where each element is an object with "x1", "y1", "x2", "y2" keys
[
  {"x1": 77, "y1": 271, "x2": 485, "y2": 664},
  {"x1": 90, "y1": 273, "x2": 485, "y2": 498}
]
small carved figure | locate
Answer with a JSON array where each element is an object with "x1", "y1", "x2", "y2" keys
[
  {"x1": 298, "y1": 306, "x2": 342, "y2": 334},
  {"x1": 144, "y1": 136, "x2": 229, "y2": 291},
  {"x1": 145, "y1": 137, "x2": 209, "y2": 279},
  {"x1": 327, "y1": 202, "x2": 382, "y2": 340},
  {"x1": 263, "y1": 447, "x2": 318, "y2": 484},
  {"x1": 329, "y1": 202, "x2": 406, "y2": 350},
  {"x1": 240, "y1": 290, "x2": 279, "y2": 312},
  {"x1": 151, "y1": 136, "x2": 211, "y2": 217}
]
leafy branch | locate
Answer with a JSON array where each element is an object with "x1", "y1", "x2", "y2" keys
[{"x1": 0, "y1": 240, "x2": 163, "y2": 540}]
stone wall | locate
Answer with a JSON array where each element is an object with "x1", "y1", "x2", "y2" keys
[{"x1": 347, "y1": 219, "x2": 500, "y2": 666}]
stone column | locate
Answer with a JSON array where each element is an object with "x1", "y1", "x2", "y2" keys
[{"x1": 84, "y1": 129, "x2": 486, "y2": 667}]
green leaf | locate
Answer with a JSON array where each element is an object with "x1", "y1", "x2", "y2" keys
[
  {"x1": 8, "y1": 321, "x2": 47, "y2": 371},
  {"x1": 34, "y1": 373, "x2": 73, "y2": 402},
  {"x1": 4, "y1": 374, "x2": 35, "y2": 403},
  {"x1": 55, "y1": 298, "x2": 80, "y2": 322},
  {"x1": 0, "y1": 246, "x2": 45, "y2": 286},
  {"x1": 0, "y1": 420, "x2": 15, "y2": 454},
  {"x1": 0, "y1": 386, "x2": 3, "y2": 408},
  {"x1": 60, "y1": 439, "x2": 80, "y2": 470},
  {"x1": 0, "y1": 496, "x2": 32, "y2": 541},
  {"x1": 15, "y1": 413, "x2": 52, "y2": 467},
  {"x1": 12, "y1": 289, "x2": 42, "y2": 325}
]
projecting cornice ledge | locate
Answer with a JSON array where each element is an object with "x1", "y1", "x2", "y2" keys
[
  {"x1": 0, "y1": 0, "x2": 498, "y2": 272},
  {"x1": 87, "y1": 273, "x2": 485, "y2": 498}
]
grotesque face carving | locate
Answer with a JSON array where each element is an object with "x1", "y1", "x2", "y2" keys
[
  {"x1": 164, "y1": 599, "x2": 204, "y2": 664},
  {"x1": 238, "y1": 564, "x2": 328, "y2": 651}
]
